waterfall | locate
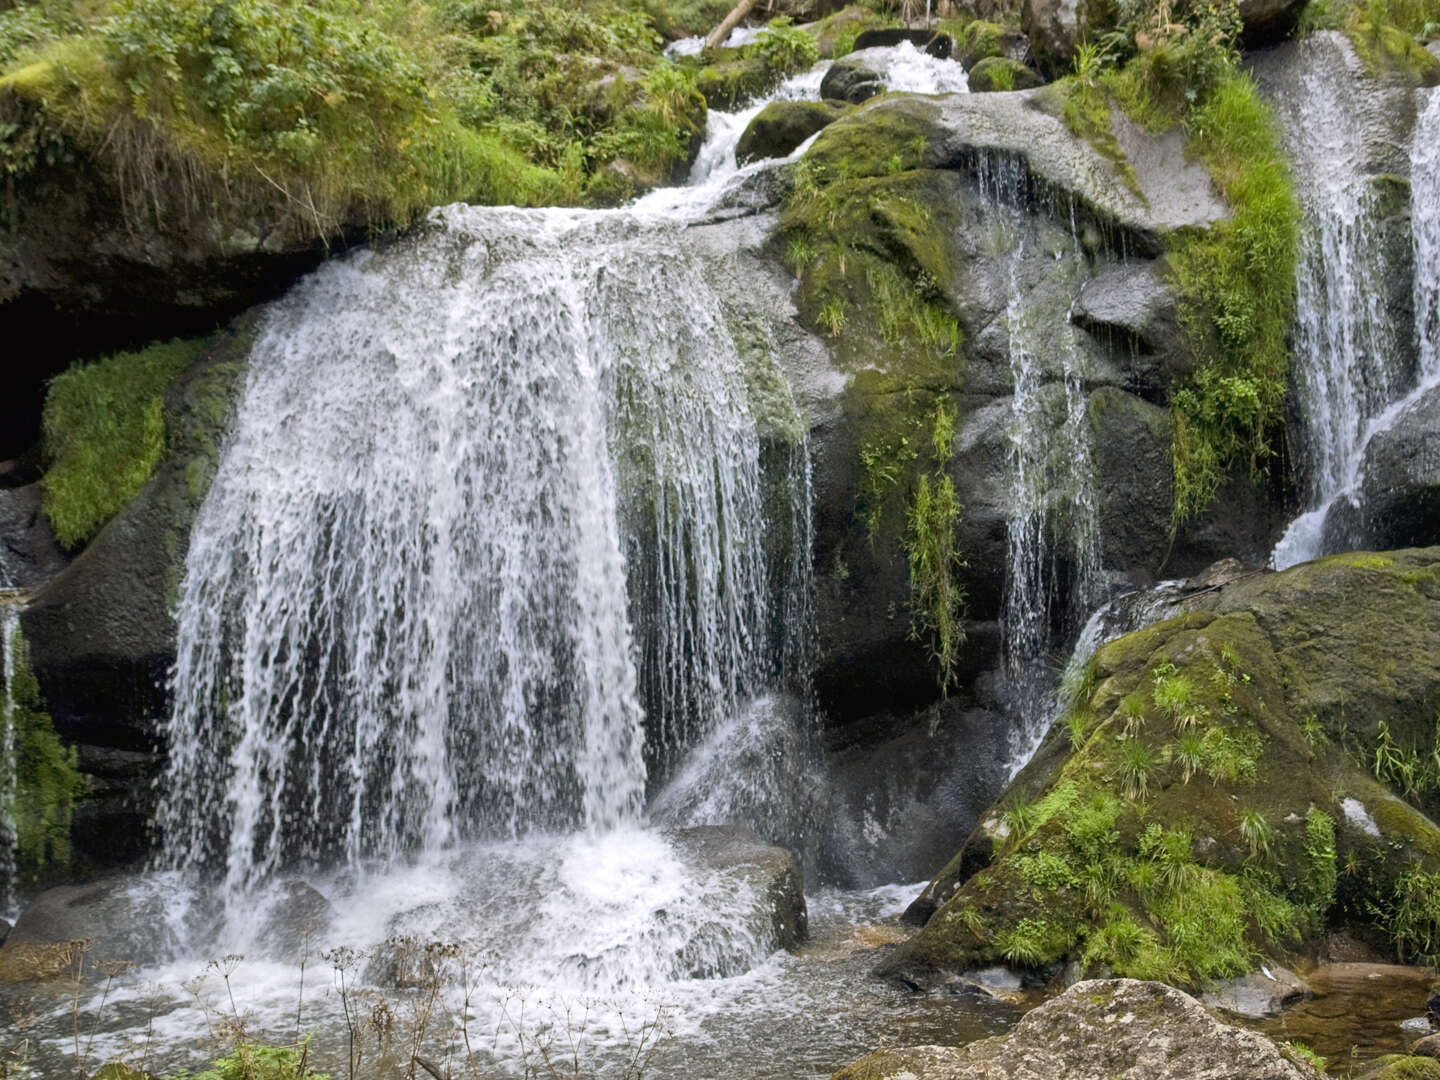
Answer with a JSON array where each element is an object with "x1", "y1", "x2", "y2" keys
[
  {"x1": 974, "y1": 159, "x2": 1103, "y2": 770},
  {"x1": 1270, "y1": 64, "x2": 1416, "y2": 567},
  {"x1": 1414, "y1": 88, "x2": 1440, "y2": 381},
  {"x1": 158, "y1": 204, "x2": 813, "y2": 900},
  {"x1": 0, "y1": 603, "x2": 18, "y2": 914}
]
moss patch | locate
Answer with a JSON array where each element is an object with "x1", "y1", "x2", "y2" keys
[
  {"x1": 41, "y1": 338, "x2": 203, "y2": 550},
  {"x1": 4, "y1": 624, "x2": 85, "y2": 876}
]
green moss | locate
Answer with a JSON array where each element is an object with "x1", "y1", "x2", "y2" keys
[
  {"x1": 1366, "y1": 1056, "x2": 1440, "y2": 1080},
  {"x1": 1347, "y1": 0, "x2": 1440, "y2": 84},
  {"x1": 5, "y1": 625, "x2": 85, "y2": 873},
  {"x1": 41, "y1": 338, "x2": 203, "y2": 549}
]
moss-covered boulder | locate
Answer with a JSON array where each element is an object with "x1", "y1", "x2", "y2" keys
[
  {"x1": 832, "y1": 979, "x2": 1324, "y2": 1079},
  {"x1": 966, "y1": 55, "x2": 1043, "y2": 92},
  {"x1": 19, "y1": 326, "x2": 250, "y2": 871},
  {"x1": 880, "y1": 549, "x2": 1440, "y2": 990},
  {"x1": 819, "y1": 53, "x2": 886, "y2": 103},
  {"x1": 737, "y1": 99, "x2": 850, "y2": 164}
]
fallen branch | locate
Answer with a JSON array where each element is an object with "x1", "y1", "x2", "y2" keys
[{"x1": 704, "y1": 0, "x2": 759, "y2": 51}]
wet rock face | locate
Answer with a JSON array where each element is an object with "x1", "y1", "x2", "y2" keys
[
  {"x1": 1344, "y1": 385, "x2": 1440, "y2": 550},
  {"x1": 832, "y1": 979, "x2": 1325, "y2": 1079},
  {"x1": 736, "y1": 100, "x2": 850, "y2": 164},
  {"x1": 671, "y1": 825, "x2": 809, "y2": 950},
  {"x1": 0, "y1": 484, "x2": 67, "y2": 591}
]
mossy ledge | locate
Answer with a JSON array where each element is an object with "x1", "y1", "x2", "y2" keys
[{"x1": 880, "y1": 548, "x2": 1440, "y2": 991}]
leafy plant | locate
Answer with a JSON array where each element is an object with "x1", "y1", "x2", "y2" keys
[
  {"x1": 1115, "y1": 737, "x2": 1161, "y2": 800},
  {"x1": 741, "y1": 16, "x2": 818, "y2": 75},
  {"x1": 1238, "y1": 807, "x2": 1272, "y2": 860}
]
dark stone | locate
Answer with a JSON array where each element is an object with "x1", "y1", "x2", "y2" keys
[
  {"x1": 736, "y1": 99, "x2": 850, "y2": 165},
  {"x1": 965, "y1": 56, "x2": 1044, "y2": 92},
  {"x1": 852, "y1": 29, "x2": 954, "y2": 58},
  {"x1": 1071, "y1": 262, "x2": 1186, "y2": 396},
  {"x1": 1088, "y1": 387, "x2": 1174, "y2": 584},
  {"x1": 820, "y1": 56, "x2": 886, "y2": 104},
  {"x1": 0, "y1": 483, "x2": 69, "y2": 592},
  {"x1": 2, "y1": 879, "x2": 174, "y2": 973},
  {"x1": 1350, "y1": 384, "x2": 1440, "y2": 550}
]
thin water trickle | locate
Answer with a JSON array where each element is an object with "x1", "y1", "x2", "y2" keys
[{"x1": 0, "y1": 602, "x2": 19, "y2": 916}]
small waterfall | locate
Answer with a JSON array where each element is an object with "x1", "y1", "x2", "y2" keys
[
  {"x1": 158, "y1": 205, "x2": 813, "y2": 902},
  {"x1": 978, "y1": 159, "x2": 1104, "y2": 769},
  {"x1": 1414, "y1": 88, "x2": 1440, "y2": 380},
  {"x1": 0, "y1": 602, "x2": 18, "y2": 914},
  {"x1": 1271, "y1": 64, "x2": 1415, "y2": 567}
]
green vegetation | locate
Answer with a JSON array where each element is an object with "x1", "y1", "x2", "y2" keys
[
  {"x1": 1344, "y1": 0, "x2": 1440, "y2": 82},
  {"x1": 170, "y1": 1042, "x2": 328, "y2": 1080},
  {"x1": 0, "y1": 0, "x2": 763, "y2": 222},
  {"x1": 903, "y1": 399, "x2": 965, "y2": 692},
  {"x1": 5, "y1": 624, "x2": 86, "y2": 874},
  {"x1": 41, "y1": 338, "x2": 202, "y2": 549}
]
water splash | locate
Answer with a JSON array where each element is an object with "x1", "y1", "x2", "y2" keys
[{"x1": 159, "y1": 205, "x2": 811, "y2": 905}]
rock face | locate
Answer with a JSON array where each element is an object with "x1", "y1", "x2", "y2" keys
[
  {"x1": 879, "y1": 549, "x2": 1440, "y2": 991},
  {"x1": 1201, "y1": 967, "x2": 1312, "y2": 1019},
  {"x1": 820, "y1": 54, "x2": 886, "y2": 104},
  {"x1": 832, "y1": 979, "x2": 1325, "y2": 1079},
  {"x1": 19, "y1": 325, "x2": 251, "y2": 869},
  {"x1": 1346, "y1": 385, "x2": 1440, "y2": 550},
  {"x1": 0, "y1": 483, "x2": 67, "y2": 591},
  {"x1": 737, "y1": 99, "x2": 850, "y2": 164}
]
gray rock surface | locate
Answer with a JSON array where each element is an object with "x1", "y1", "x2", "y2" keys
[
  {"x1": 1072, "y1": 261, "x2": 1185, "y2": 388},
  {"x1": 832, "y1": 979, "x2": 1325, "y2": 1079},
  {"x1": 1352, "y1": 384, "x2": 1440, "y2": 549},
  {"x1": 1201, "y1": 966, "x2": 1313, "y2": 1019},
  {"x1": 0, "y1": 483, "x2": 67, "y2": 591}
]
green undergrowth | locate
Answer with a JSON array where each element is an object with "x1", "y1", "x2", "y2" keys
[
  {"x1": 5, "y1": 625, "x2": 85, "y2": 875},
  {"x1": 0, "y1": 0, "x2": 783, "y2": 224},
  {"x1": 167, "y1": 1042, "x2": 329, "y2": 1080},
  {"x1": 1345, "y1": 0, "x2": 1440, "y2": 83},
  {"x1": 42, "y1": 337, "x2": 202, "y2": 549},
  {"x1": 887, "y1": 562, "x2": 1440, "y2": 985},
  {"x1": 1043, "y1": 0, "x2": 1299, "y2": 526},
  {"x1": 904, "y1": 399, "x2": 965, "y2": 692}
]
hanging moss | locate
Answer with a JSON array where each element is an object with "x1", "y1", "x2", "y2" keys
[
  {"x1": 5, "y1": 627, "x2": 85, "y2": 872},
  {"x1": 904, "y1": 400, "x2": 966, "y2": 694}
]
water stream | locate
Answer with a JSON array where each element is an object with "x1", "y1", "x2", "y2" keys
[
  {"x1": 0, "y1": 602, "x2": 18, "y2": 917},
  {"x1": 1272, "y1": 76, "x2": 1439, "y2": 567}
]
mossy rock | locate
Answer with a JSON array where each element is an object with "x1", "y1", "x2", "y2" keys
[
  {"x1": 967, "y1": 56, "x2": 1044, "y2": 92},
  {"x1": 695, "y1": 56, "x2": 781, "y2": 108},
  {"x1": 1363, "y1": 1057, "x2": 1440, "y2": 1080},
  {"x1": 737, "y1": 99, "x2": 850, "y2": 164},
  {"x1": 881, "y1": 549, "x2": 1440, "y2": 990}
]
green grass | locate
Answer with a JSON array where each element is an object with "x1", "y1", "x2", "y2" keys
[{"x1": 41, "y1": 338, "x2": 202, "y2": 549}]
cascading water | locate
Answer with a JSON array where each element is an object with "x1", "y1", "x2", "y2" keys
[
  {"x1": 1413, "y1": 88, "x2": 1440, "y2": 382},
  {"x1": 1271, "y1": 64, "x2": 1421, "y2": 567},
  {"x1": 977, "y1": 158, "x2": 1104, "y2": 770},
  {"x1": 158, "y1": 204, "x2": 813, "y2": 901}
]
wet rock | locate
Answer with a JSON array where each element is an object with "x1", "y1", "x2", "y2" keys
[
  {"x1": 1021, "y1": 0, "x2": 1116, "y2": 77},
  {"x1": 820, "y1": 54, "x2": 885, "y2": 103},
  {"x1": 0, "y1": 918, "x2": 9, "y2": 944},
  {"x1": 1414, "y1": 1033, "x2": 1440, "y2": 1059},
  {"x1": 736, "y1": 100, "x2": 850, "y2": 164},
  {"x1": 0, "y1": 879, "x2": 170, "y2": 974},
  {"x1": 1349, "y1": 384, "x2": 1440, "y2": 550},
  {"x1": 1088, "y1": 387, "x2": 1174, "y2": 580},
  {"x1": 852, "y1": 29, "x2": 954, "y2": 57},
  {"x1": 256, "y1": 881, "x2": 335, "y2": 958},
  {"x1": 671, "y1": 825, "x2": 807, "y2": 950},
  {"x1": 832, "y1": 979, "x2": 1325, "y2": 1079},
  {"x1": 1237, "y1": 0, "x2": 1307, "y2": 46},
  {"x1": 0, "y1": 483, "x2": 68, "y2": 591},
  {"x1": 1072, "y1": 262, "x2": 1183, "y2": 384},
  {"x1": 1202, "y1": 967, "x2": 1312, "y2": 1019},
  {"x1": 0, "y1": 941, "x2": 88, "y2": 985},
  {"x1": 966, "y1": 56, "x2": 1043, "y2": 92}
]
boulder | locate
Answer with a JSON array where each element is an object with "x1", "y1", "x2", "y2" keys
[
  {"x1": 737, "y1": 100, "x2": 850, "y2": 164},
  {"x1": 1021, "y1": 0, "x2": 1115, "y2": 78},
  {"x1": 0, "y1": 878, "x2": 179, "y2": 976},
  {"x1": 673, "y1": 825, "x2": 808, "y2": 950},
  {"x1": 1414, "y1": 1034, "x2": 1440, "y2": 1059},
  {"x1": 966, "y1": 56, "x2": 1044, "y2": 92},
  {"x1": 851, "y1": 29, "x2": 954, "y2": 57},
  {"x1": 0, "y1": 483, "x2": 68, "y2": 591},
  {"x1": 19, "y1": 324, "x2": 251, "y2": 869},
  {"x1": 832, "y1": 979, "x2": 1325, "y2": 1079},
  {"x1": 1072, "y1": 261, "x2": 1186, "y2": 392},
  {"x1": 1201, "y1": 967, "x2": 1312, "y2": 1019},
  {"x1": 878, "y1": 549, "x2": 1440, "y2": 990},
  {"x1": 1237, "y1": 0, "x2": 1308, "y2": 46},
  {"x1": 254, "y1": 880, "x2": 335, "y2": 958},
  {"x1": 1362, "y1": 1058, "x2": 1440, "y2": 1080},
  {"x1": 1349, "y1": 384, "x2": 1440, "y2": 550},
  {"x1": 820, "y1": 55, "x2": 886, "y2": 104},
  {"x1": 1087, "y1": 387, "x2": 1174, "y2": 579}
]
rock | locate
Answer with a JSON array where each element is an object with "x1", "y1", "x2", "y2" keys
[
  {"x1": 1021, "y1": 0, "x2": 1115, "y2": 78},
  {"x1": 0, "y1": 918, "x2": 9, "y2": 944},
  {"x1": 1237, "y1": 0, "x2": 1307, "y2": 45},
  {"x1": 1414, "y1": 1033, "x2": 1440, "y2": 1059},
  {"x1": 966, "y1": 56, "x2": 1044, "y2": 92},
  {"x1": 1348, "y1": 384, "x2": 1440, "y2": 550},
  {"x1": 1202, "y1": 967, "x2": 1312, "y2": 1019},
  {"x1": 0, "y1": 483, "x2": 68, "y2": 591},
  {"x1": 820, "y1": 54, "x2": 886, "y2": 104},
  {"x1": 672, "y1": 825, "x2": 808, "y2": 950},
  {"x1": 852, "y1": 29, "x2": 954, "y2": 57},
  {"x1": 1087, "y1": 387, "x2": 1174, "y2": 579},
  {"x1": 876, "y1": 549, "x2": 1440, "y2": 990},
  {"x1": 19, "y1": 325, "x2": 250, "y2": 871},
  {"x1": 0, "y1": 878, "x2": 175, "y2": 975},
  {"x1": 1362, "y1": 1057, "x2": 1440, "y2": 1080},
  {"x1": 255, "y1": 881, "x2": 334, "y2": 958},
  {"x1": 823, "y1": 701, "x2": 1010, "y2": 887},
  {"x1": 832, "y1": 979, "x2": 1325, "y2": 1079},
  {"x1": 1072, "y1": 261, "x2": 1183, "y2": 378},
  {"x1": 737, "y1": 100, "x2": 850, "y2": 164},
  {"x1": 696, "y1": 56, "x2": 781, "y2": 108}
]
